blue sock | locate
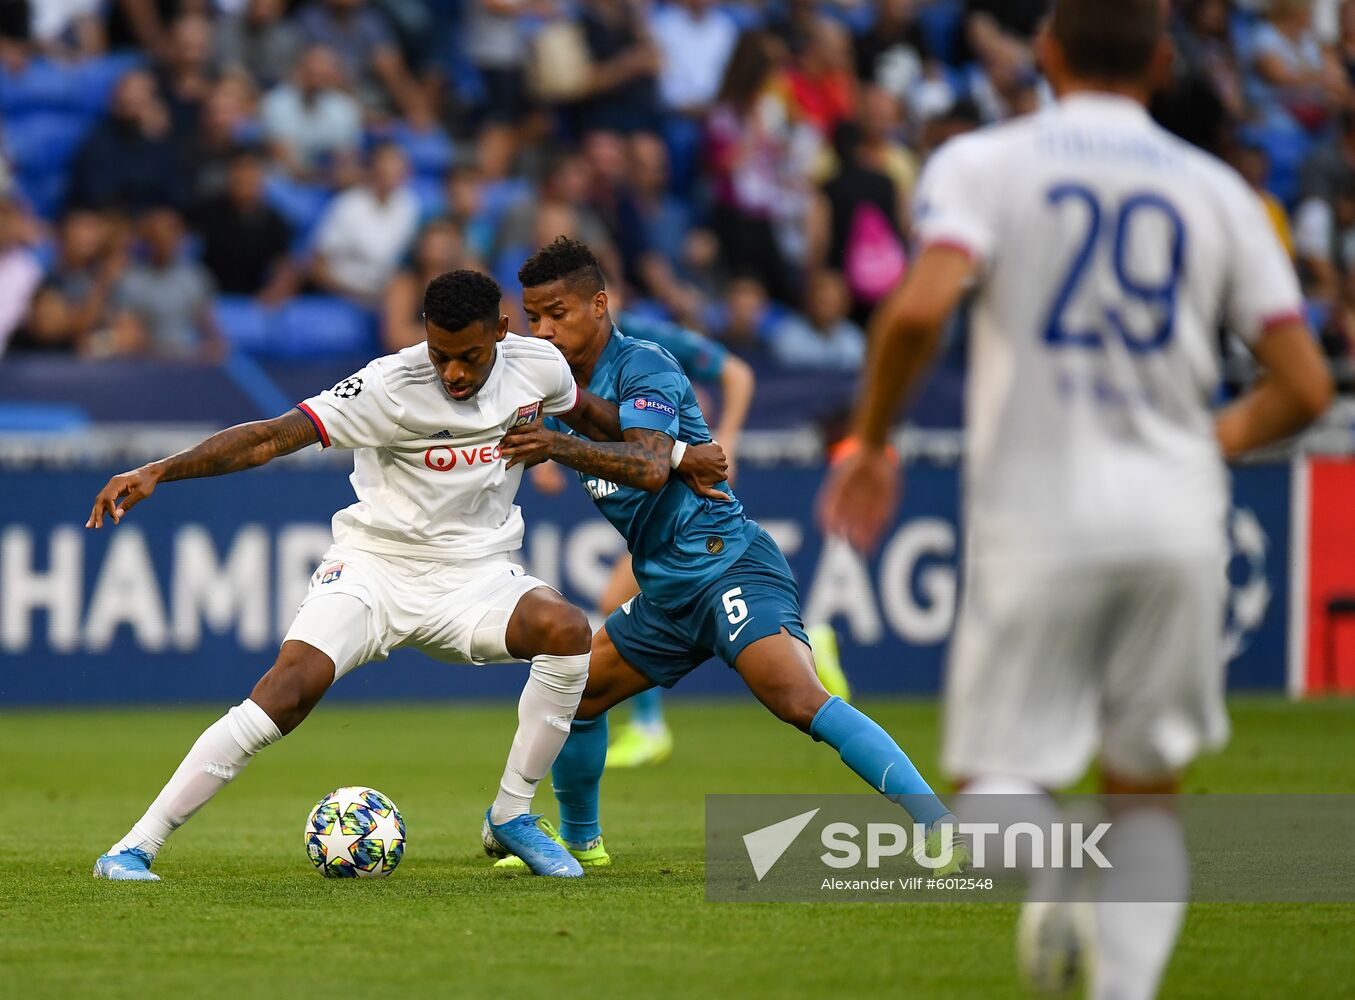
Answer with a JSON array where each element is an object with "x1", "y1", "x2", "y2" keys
[
  {"x1": 629, "y1": 687, "x2": 665, "y2": 729},
  {"x1": 809, "y1": 696, "x2": 950, "y2": 828},
  {"x1": 551, "y1": 713, "x2": 608, "y2": 845}
]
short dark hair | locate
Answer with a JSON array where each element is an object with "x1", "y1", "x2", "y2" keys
[
  {"x1": 423, "y1": 269, "x2": 502, "y2": 333},
  {"x1": 1050, "y1": 0, "x2": 1164, "y2": 83},
  {"x1": 518, "y1": 236, "x2": 606, "y2": 296}
]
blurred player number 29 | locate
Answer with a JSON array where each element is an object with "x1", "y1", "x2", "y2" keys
[{"x1": 1043, "y1": 184, "x2": 1184, "y2": 352}]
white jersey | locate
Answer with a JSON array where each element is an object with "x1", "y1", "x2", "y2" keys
[
  {"x1": 913, "y1": 93, "x2": 1303, "y2": 563},
  {"x1": 297, "y1": 334, "x2": 579, "y2": 561}
]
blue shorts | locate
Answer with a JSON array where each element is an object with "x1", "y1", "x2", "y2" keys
[{"x1": 604, "y1": 528, "x2": 810, "y2": 688}]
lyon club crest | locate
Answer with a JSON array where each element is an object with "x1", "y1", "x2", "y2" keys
[{"x1": 512, "y1": 401, "x2": 543, "y2": 427}]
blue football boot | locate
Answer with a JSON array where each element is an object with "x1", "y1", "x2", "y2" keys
[
  {"x1": 481, "y1": 809, "x2": 584, "y2": 877},
  {"x1": 93, "y1": 847, "x2": 161, "y2": 881}
]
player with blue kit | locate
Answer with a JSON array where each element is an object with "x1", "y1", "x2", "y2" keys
[
  {"x1": 495, "y1": 237, "x2": 962, "y2": 872},
  {"x1": 550, "y1": 309, "x2": 849, "y2": 769}
]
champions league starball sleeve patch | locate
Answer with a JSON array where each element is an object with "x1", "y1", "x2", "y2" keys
[{"x1": 330, "y1": 376, "x2": 364, "y2": 399}]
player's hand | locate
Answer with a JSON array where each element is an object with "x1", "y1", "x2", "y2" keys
[
  {"x1": 816, "y1": 443, "x2": 901, "y2": 553},
  {"x1": 530, "y1": 459, "x2": 568, "y2": 495},
  {"x1": 710, "y1": 430, "x2": 742, "y2": 485},
  {"x1": 676, "y1": 441, "x2": 731, "y2": 501},
  {"x1": 86, "y1": 465, "x2": 162, "y2": 529},
  {"x1": 500, "y1": 422, "x2": 557, "y2": 470}
]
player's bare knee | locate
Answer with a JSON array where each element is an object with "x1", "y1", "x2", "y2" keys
[
  {"x1": 762, "y1": 684, "x2": 822, "y2": 733},
  {"x1": 249, "y1": 674, "x2": 304, "y2": 734},
  {"x1": 508, "y1": 590, "x2": 592, "y2": 658},
  {"x1": 541, "y1": 606, "x2": 592, "y2": 656}
]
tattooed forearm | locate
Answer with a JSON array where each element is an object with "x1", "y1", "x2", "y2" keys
[
  {"x1": 152, "y1": 409, "x2": 320, "y2": 483},
  {"x1": 547, "y1": 428, "x2": 672, "y2": 493}
]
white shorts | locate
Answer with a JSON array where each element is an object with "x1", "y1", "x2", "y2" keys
[
  {"x1": 283, "y1": 545, "x2": 553, "y2": 679},
  {"x1": 942, "y1": 551, "x2": 1231, "y2": 787}
]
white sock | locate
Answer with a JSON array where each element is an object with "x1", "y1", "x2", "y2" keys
[
  {"x1": 1091, "y1": 808, "x2": 1188, "y2": 1000},
  {"x1": 490, "y1": 652, "x2": 588, "y2": 825},
  {"x1": 110, "y1": 699, "x2": 281, "y2": 857}
]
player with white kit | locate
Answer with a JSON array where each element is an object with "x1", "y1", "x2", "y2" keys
[
  {"x1": 819, "y1": 1, "x2": 1332, "y2": 998},
  {"x1": 86, "y1": 269, "x2": 726, "y2": 881}
]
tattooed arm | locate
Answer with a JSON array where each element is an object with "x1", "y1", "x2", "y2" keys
[
  {"x1": 86, "y1": 409, "x2": 320, "y2": 528},
  {"x1": 502, "y1": 424, "x2": 672, "y2": 493}
]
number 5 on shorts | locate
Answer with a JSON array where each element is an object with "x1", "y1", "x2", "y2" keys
[{"x1": 722, "y1": 587, "x2": 748, "y2": 625}]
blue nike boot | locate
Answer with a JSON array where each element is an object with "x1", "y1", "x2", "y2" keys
[
  {"x1": 481, "y1": 809, "x2": 584, "y2": 877},
  {"x1": 93, "y1": 847, "x2": 161, "y2": 881}
]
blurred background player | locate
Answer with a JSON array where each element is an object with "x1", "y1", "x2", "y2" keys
[
  {"x1": 819, "y1": 2, "x2": 1333, "y2": 998},
  {"x1": 496, "y1": 237, "x2": 962, "y2": 873},
  {"x1": 531, "y1": 308, "x2": 851, "y2": 768}
]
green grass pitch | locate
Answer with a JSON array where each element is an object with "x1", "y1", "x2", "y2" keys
[{"x1": 3, "y1": 696, "x2": 1353, "y2": 998}]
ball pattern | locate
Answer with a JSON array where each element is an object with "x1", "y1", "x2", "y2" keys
[{"x1": 304, "y1": 786, "x2": 405, "y2": 878}]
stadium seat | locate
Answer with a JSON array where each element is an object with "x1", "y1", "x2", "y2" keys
[
  {"x1": 623, "y1": 299, "x2": 672, "y2": 323},
  {"x1": 409, "y1": 174, "x2": 448, "y2": 222},
  {"x1": 214, "y1": 296, "x2": 276, "y2": 355},
  {"x1": 0, "y1": 54, "x2": 140, "y2": 115},
  {"x1": 450, "y1": 59, "x2": 487, "y2": 109},
  {"x1": 835, "y1": 2, "x2": 875, "y2": 35},
  {"x1": 1240, "y1": 123, "x2": 1312, "y2": 206},
  {"x1": 479, "y1": 177, "x2": 531, "y2": 229},
  {"x1": 262, "y1": 174, "x2": 333, "y2": 250},
  {"x1": 381, "y1": 124, "x2": 454, "y2": 178},
  {"x1": 215, "y1": 295, "x2": 378, "y2": 359},
  {"x1": 274, "y1": 296, "x2": 378, "y2": 358},
  {"x1": 72, "y1": 54, "x2": 144, "y2": 113},
  {"x1": 759, "y1": 302, "x2": 791, "y2": 340},
  {"x1": 16, "y1": 168, "x2": 69, "y2": 220},
  {"x1": 0, "y1": 59, "x2": 85, "y2": 114},
  {"x1": 917, "y1": 1, "x2": 965, "y2": 67},
  {"x1": 661, "y1": 115, "x2": 703, "y2": 198},
  {"x1": 1230, "y1": 8, "x2": 1261, "y2": 65},
  {"x1": 3, "y1": 111, "x2": 92, "y2": 173},
  {"x1": 721, "y1": 3, "x2": 765, "y2": 32},
  {"x1": 940, "y1": 62, "x2": 971, "y2": 102}
]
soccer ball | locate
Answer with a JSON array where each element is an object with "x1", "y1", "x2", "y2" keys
[{"x1": 304, "y1": 786, "x2": 406, "y2": 878}]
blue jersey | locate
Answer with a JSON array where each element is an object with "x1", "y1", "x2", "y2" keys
[
  {"x1": 617, "y1": 312, "x2": 727, "y2": 386},
  {"x1": 547, "y1": 327, "x2": 758, "y2": 609}
]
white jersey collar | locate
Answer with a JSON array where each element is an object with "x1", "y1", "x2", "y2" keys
[{"x1": 1056, "y1": 91, "x2": 1151, "y2": 121}]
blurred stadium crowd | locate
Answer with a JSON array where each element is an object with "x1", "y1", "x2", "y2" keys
[{"x1": 0, "y1": 0, "x2": 1354, "y2": 397}]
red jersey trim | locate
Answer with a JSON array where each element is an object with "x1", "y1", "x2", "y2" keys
[
  {"x1": 1258, "y1": 309, "x2": 1305, "y2": 337},
  {"x1": 562, "y1": 382, "x2": 583, "y2": 416},
  {"x1": 295, "y1": 403, "x2": 330, "y2": 448}
]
